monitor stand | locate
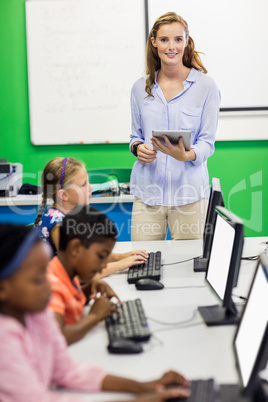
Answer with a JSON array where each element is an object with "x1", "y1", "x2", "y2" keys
[
  {"x1": 242, "y1": 378, "x2": 268, "y2": 402},
  {"x1": 219, "y1": 384, "x2": 253, "y2": 402},
  {"x1": 193, "y1": 256, "x2": 208, "y2": 272},
  {"x1": 198, "y1": 304, "x2": 239, "y2": 326}
]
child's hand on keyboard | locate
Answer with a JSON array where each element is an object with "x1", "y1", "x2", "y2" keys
[
  {"x1": 116, "y1": 254, "x2": 148, "y2": 271},
  {"x1": 102, "y1": 370, "x2": 190, "y2": 401},
  {"x1": 155, "y1": 370, "x2": 190, "y2": 389},
  {"x1": 138, "y1": 370, "x2": 190, "y2": 400},
  {"x1": 133, "y1": 387, "x2": 191, "y2": 401},
  {"x1": 89, "y1": 295, "x2": 118, "y2": 321},
  {"x1": 119, "y1": 250, "x2": 148, "y2": 260},
  {"x1": 129, "y1": 370, "x2": 191, "y2": 402}
]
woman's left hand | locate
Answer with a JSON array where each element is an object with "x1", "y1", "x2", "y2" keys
[{"x1": 151, "y1": 135, "x2": 195, "y2": 162}]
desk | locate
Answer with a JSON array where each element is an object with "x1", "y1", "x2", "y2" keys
[{"x1": 60, "y1": 237, "x2": 268, "y2": 401}]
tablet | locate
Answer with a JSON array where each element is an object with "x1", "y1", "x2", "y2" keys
[{"x1": 152, "y1": 130, "x2": 191, "y2": 151}]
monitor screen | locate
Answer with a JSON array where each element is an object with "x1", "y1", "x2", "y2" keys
[
  {"x1": 198, "y1": 206, "x2": 244, "y2": 326},
  {"x1": 234, "y1": 254, "x2": 268, "y2": 392},
  {"x1": 206, "y1": 213, "x2": 235, "y2": 300},
  {"x1": 194, "y1": 177, "x2": 224, "y2": 272}
]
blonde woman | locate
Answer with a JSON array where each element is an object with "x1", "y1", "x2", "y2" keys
[{"x1": 130, "y1": 12, "x2": 220, "y2": 241}]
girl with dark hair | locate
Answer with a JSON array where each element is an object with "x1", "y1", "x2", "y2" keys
[
  {"x1": 130, "y1": 12, "x2": 221, "y2": 241},
  {"x1": 0, "y1": 224, "x2": 190, "y2": 401}
]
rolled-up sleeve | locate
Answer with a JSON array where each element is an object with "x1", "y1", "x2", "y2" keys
[{"x1": 129, "y1": 83, "x2": 145, "y2": 151}]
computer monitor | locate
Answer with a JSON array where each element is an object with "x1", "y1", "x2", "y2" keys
[
  {"x1": 233, "y1": 253, "x2": 268, "y2": 400},
  {"x1": 194, "y1": 177, "x2": 225, "y2": 272},
  {"x1": 198, "y1": 206, "x2": 244, "y2": 326}
]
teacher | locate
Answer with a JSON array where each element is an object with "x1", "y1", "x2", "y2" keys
[{"x1": 129, "y1": 12, "x2": 221, "y2": 241}]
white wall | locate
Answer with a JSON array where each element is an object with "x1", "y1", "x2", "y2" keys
[
  {"x1": 217, "y1": 112, "x2": 268, "y2": 141},
  {"x1": 148, "y1": 0, "x2": 268, "y2": 141}
]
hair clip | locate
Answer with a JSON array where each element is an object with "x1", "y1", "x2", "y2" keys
[{"x1": 60, "y1": 158, "x2": 68, "y2": 189}]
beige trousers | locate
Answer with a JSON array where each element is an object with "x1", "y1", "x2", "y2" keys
[{"x1": 131, "y1": 197, "x2": 208, "y2": 241}]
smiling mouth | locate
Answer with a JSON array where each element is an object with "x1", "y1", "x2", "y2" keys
[{"x1": 166, "y1": 53, "x2": 178, "y2": 57}]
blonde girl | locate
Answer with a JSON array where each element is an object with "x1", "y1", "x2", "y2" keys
[{"x1": 35, "y1": 157, "x2": 147, "y2": 277}]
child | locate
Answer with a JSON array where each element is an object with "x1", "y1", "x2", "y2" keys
[
  {"x1": 47, "y1": 205, "x2": 122, "y2": 345},
  {"x1": 34, "y1": 157, "x2": 148, "y2": 277},
  {"x1": 0, "y1": 224, "x2": 190, "y2": 402}
]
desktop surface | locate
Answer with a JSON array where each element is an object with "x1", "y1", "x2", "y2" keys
[{"x1": 65, "y1": 238, "x2": 267, "y2": 401}]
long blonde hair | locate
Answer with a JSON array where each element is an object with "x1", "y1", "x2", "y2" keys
[
  {"x1": 145, "y1": 12, "x2": 207, "y2": 97},
  {"x1": 34, "y1": 157, "x2": 84, "y2": 226}
]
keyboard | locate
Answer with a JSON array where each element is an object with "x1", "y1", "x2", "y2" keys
[
  {"x1": 127, "y1": 251, "x2": 162, "y2": 284},
  {"x1": 167, "y1": 380, "x2": 243, "y2": 402},
  {"x1": 105, "y1": 299, "x2": 151, "y2": 342},
  {"x1": 167, "y1": 379, "x2": 216, "y2": 402},
  {"x1": 218, "y1": 384, "x2": 244, "y2": 402}
]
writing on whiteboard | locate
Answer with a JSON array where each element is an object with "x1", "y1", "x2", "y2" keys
[{"x1": 26, "y1": 0, "x2": 145, "y2": 144}]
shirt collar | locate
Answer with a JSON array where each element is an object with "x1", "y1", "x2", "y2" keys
[
  {"x1": 185, "y1": 68, "x2": 198, "y2": 83},
  {"x1": 154, "y1": 67, "x2": 197, "y2": 86}
]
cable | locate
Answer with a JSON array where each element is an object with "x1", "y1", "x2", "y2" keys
[
  {"x1": 154, "y1": 321, "x2": 204, "y2": 334},
  {"x1": 163, "y1": 251, "x2": 263, "y2": 265},
  {"x1": 0, "y1": 169, "x2": 15, "y2": 182},
  {"x1": 147, "y1": 309, "x2": 197, "y2": 326},
  {"x1": 232, "y1": 294, "x2": 247, "y2": 301},
  {"x1": 151, "y1": 332, "x2": 164, "y2": 346},
  {"x1": 239, "y1": 244, "x2": 268, "y2": 261},
  {"x1": 164, "y1": 285, "x2": 206, "y2": 290},
  {"x1": 161, "y1": 256, "x2": 202, "y2": 266},
  {"x1": 241, "y1": 255, "x2": 259, "y2": 261},
  {"x1": 142, "y1": 332, "x2": 164, "y2": 353}
]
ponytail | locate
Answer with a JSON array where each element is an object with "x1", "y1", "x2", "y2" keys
[{"x1": 34, "y1": 186, "x2": 47, "y2": 227}]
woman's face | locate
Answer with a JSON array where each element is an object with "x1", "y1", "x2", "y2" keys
[
  {"x1": 151, "y1": 22, "x2": 188, "y2": 68},
  {"x1": 65, "y1": 166, "x2": 92, "y2": 207}
]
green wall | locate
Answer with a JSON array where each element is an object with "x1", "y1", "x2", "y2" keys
[{"x1": 1, "y1": 0, "x2": 267, "y2": 237}]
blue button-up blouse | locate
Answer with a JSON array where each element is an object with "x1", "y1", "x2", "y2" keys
[{"x1": 129, "y1": 68, "x2": 221, "y2": 206}]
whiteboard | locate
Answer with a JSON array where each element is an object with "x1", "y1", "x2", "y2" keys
[
  {"x1": 148, "y1": 0, "x2": 268, "y2": 111},
  {"x1": 26, "y1": 0, "x2": 146, "y2": 145}
]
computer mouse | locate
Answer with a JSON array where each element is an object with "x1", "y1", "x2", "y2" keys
[
  {"x1": 135, "y1": 278, "x2": 164, "y2": 290},
  {"x1": 107, "y1": 339, "x2": 143, "y2": 354}
]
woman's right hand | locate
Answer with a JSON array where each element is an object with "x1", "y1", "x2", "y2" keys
[
  {"x1": 137, "y1": 144, "x2": 157, "y2": 165},
  {"x1": 89, "y1": 295, "x2": 117, "y2": 321}
]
